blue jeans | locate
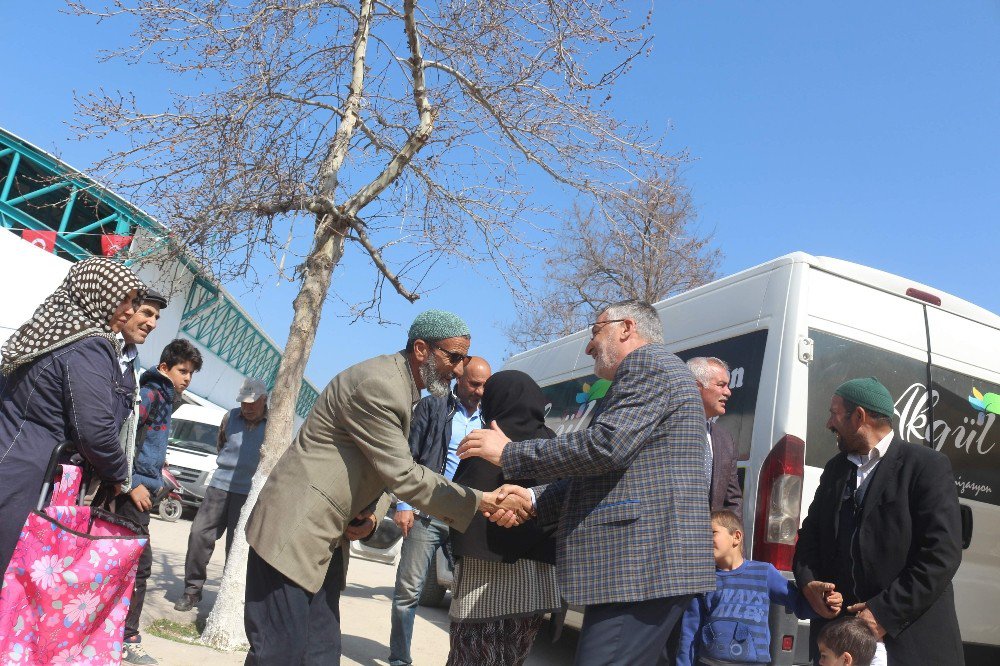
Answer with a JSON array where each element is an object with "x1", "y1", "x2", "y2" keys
[{"x1": 388, "y1": 514, "x2": 449, "y2": 666}]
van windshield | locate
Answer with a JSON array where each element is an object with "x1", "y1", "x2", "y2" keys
[{"x1": 169, "y1": 420, "x2": 219, "y2": 455}]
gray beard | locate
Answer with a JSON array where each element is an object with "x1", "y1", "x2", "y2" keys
[
  {"x1": 419, "y1": 356, "x2": 451, "y2": 397},
  {"x1": 594, "y1": 339, "x2": 622, "y2": 380}
]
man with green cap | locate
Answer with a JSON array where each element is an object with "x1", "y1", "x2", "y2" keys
[
  {"x1": 244, "y1": 310, "x2": 529, "y2": 665},
  {"x1": 794, "y1": 377, "x2": 964, "y2": 665}
]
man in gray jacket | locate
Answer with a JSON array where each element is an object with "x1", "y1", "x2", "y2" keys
[
  {"x1": 459, "y1": 299, "x2": 715, "y2": 665},
  {"x1": 244, "y1": 310, "x2": 527, "y2": 665}
]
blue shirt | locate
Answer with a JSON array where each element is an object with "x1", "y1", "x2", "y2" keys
[
  {"x1": 677, "y1": 560, "x2": 816, "y2": 665},
  {"x1": 398, "y1": 399, "x2": 481, "y2": 512}
]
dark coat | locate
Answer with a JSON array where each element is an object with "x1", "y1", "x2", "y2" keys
[
  {"x1": 793, "y1": 436, "x2": 964, "y2": 665},
  {"x1": 709, "y1": 423, "x2": 743, "y2": 521},
  {"x1": 0, "y1": 336, "x2": 135, "y2": 569},
  {"x1": 407, "y1": 393, "x2": 457, "y2": 475}
]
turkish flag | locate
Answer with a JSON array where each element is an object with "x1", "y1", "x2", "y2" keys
[
  {"x1": 101, "y1": 234, "x2": 133, "y2": 257},
  {"x1": 21, "y1": 229, "x2": 57, "y2": 253}
]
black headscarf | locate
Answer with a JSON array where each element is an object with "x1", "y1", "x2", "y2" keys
[{"x1": 451, "y1": 370, "x2": 557, "y2": 564}]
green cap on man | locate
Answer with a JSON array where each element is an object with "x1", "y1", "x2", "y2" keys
[
  {"x1": 407, "y1": 309, "x2": 470, "y2": 343},
  {"x1": 834, "y1": 377, "x2": 894, "y2": 418}
]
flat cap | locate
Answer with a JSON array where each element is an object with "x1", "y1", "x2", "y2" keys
[
  {"x1": 143, "y1": 289, "x2": 168, "y2": 309},
  {"x1": 407, "y1": 309, "x2": 470, "y2": 343},
  {"x1": 834, "y1": 377, "x2": 894, "y2": 418}
]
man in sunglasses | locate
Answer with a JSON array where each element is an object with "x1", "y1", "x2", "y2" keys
[
  {"x1": 388, "y1": 355, "x2": 491, "y2": 666},
  {"x1": 244, "y1": 310, "x2": 528, "y2": 665}
]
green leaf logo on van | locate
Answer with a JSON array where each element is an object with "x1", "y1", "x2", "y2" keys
[
  {"x1": 968, "y1": 387, "x2": 1000, "y2": 416},
  {"x1": 576, "y1": 379, "x2": 613, "y2": 415}
]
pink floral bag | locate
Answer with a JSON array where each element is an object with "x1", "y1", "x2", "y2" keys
[{"x1": 0, "y1": 458, "x2": 146, "y2": 665}]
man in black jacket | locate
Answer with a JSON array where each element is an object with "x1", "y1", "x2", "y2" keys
[
  {"x1": 794, "y1": 377, "x2": 964, "y2": 665},
  {"x1": 387, "y1": 356, "x2": 491, "y2": 666}
]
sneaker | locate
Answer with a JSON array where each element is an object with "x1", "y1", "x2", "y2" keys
[
  {"x1": 173, "y1": 592, "x2": 199, "y2": 612},
  {"x1": 122, "y1": 641, "x2": 158, "y2": 665}
]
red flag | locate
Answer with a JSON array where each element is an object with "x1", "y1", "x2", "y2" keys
[
  {"x1": 101, "y1": 234, "x2": 133, "y2": 257},
  {"x1": 21, "y1": 229, "x2": 57, "y2": 253}
]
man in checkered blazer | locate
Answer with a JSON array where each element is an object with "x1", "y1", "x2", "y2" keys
[{"x1": 459, "y1": 299, "x2": 715, "y2": 665}]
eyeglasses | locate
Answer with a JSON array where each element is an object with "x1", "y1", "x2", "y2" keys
[
  {"x1": 588, "y1": 319, "x2": 627, "y2": 339},
  {"x1": 431, "y1": 344, "x2": 471, "y2": 365}
]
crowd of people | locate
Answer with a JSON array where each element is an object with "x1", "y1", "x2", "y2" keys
[{"x1": 0, "y1": 257, "x2": 966, "y2": 666}]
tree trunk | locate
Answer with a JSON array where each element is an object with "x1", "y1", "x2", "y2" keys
[{"x1": 199, "y1": 216, "x2": 348, "y2": 649}]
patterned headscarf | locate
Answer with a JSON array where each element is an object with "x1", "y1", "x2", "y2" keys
[{"x1": 1, "y1": 257, "x2": 147, "y2": 375}]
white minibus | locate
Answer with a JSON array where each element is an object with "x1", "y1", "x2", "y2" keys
[{"x1": 504, "y1": 252, "x2": 999, "y2": 665}]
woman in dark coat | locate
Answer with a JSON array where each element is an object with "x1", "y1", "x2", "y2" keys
[
  {"x1": 446, "y1": 370, "x2": 561, "y2": 666},
  {"x1": 0, "y1": 256, "x2": 146, "y2": 571}
]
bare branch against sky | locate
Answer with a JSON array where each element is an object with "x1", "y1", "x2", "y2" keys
[
  {"x1": 509, "y1": 169, "x2": 720, "y2": 351},
  {"x1": 66, "y1": 0, "x2": 673, "y2": 647}
]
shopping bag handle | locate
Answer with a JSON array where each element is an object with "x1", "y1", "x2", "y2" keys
[{"x1": 37, "y1": 441, "x2": 74, "y2": 511}]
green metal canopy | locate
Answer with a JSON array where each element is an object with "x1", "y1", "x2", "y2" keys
[{"x1": 0, "y1": 127, "x2": 318, "y2": 419}]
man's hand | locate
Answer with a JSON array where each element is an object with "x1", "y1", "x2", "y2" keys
[
  {"x1": 824, "y1": 589, "x2": 844, "y2": 616},
  {"x1": 345, "y1": 509, "x2": 377, "y2": 541},
  {"x1": 394, "y1": 509, "x2": 415, "y2": 538},
  {"x1": 847, "y1": 602, "x2": 887, "y2": 639},
  {"x1": 129, "y1": 485, "x2": 153, "y2": 512},
  {"x1": 481, "y1": 485, "x2": 534, "y2": 528},
  {"x1": 803, "y1": 581, "x2": 840, "y2": 619},
  {"x1": 457, "y1": 421, "x2": 511, "y2": 466}
]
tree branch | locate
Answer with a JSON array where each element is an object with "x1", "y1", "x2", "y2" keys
[{"x1": 347, "y1": 217, "x2": 419, "y2": 302}]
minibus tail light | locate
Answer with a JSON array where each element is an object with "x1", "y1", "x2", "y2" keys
[{"x1": 753, "y1": 434, "x2": 804, "y2": 571}]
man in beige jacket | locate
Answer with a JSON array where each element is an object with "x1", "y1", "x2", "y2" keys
[{"x1": 244, "y1": 310, "x2": 526, "y2": 665}]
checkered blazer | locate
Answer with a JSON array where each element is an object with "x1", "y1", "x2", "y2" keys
[{"x1": 501, "y1": 343, "x2": 716, "y2": 606}]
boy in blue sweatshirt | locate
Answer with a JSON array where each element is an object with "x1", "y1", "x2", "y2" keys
[
  {"x1": 677, "y1": 510, "x2": 843, "y2": 666},
  {"x1": 118, "y1": 336, "x2": 203, "y2": 665}
]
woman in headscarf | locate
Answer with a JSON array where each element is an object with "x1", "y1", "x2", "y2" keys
[
  {"x1": 446, "y1": 370, "x2": 561, "y2": 666},
  {"x1": 0, "y1": 256, "x2": 146, "y2": 570}
]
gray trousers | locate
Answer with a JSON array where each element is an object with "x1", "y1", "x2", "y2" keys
[{"x1": 182, "y1": 485, "x2": 248, "y2": 597}]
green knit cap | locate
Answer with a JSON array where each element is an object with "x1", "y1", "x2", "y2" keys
[
  {"x1": 407, "y1": 309, "x2": 470, "y2": 343},
  {"x1": 834, "y1": 377, "x2": 895, "y2": 417}
]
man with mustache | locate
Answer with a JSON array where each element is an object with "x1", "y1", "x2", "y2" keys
[
  {"x1": 794, "y1": 378, "x2": 964, "y2": 665},
  {"x1": 244, "y1": 310, "x2": 528, "y2": 665}
]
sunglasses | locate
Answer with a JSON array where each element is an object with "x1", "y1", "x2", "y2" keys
[{"x1": 431, "y1": 343, "x2": 472, "y2": 365}]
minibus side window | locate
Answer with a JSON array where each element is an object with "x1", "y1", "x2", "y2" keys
[
  {"x1": 537, "y1": 330, "x2": 767, "y2": 462},
  {"x1": 805, "y1": 330, "x2": 924, "y2": 468},
  {"x1": 923, "y1": 365, "x2": 1000, "y2": 506}
]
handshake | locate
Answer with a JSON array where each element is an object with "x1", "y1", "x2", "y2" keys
[{"x1": 478, "y1": 484, "x2": 535, "y2": 528}]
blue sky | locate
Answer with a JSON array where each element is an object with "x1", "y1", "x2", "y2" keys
[{"x1": 2, "y1": 1, "x2": 998, "y2": 386}]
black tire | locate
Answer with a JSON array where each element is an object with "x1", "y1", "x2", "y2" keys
[
  {"x1": 417, "y1": 552, "x2": 449, "y2": 608},
  {"x1": 158, "y1": 498, "x2": 183, "y2": 522}
]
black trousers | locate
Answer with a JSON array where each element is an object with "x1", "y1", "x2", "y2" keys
[
  {"x1": 244, "y1": 546, "x2": 345, "y2": 665},
  {"x1": 182, "y1": 485, "x2": 248, "y2": 597},
  {"x1": 573, "y1": 594, "x2": 694, "y2": 666},
  {"x1": 111, "y1": 495, "x2": 152, "y2": 642}
]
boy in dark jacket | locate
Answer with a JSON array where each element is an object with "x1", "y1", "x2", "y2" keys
[
  {"x1": 677, "y1": 510, "x2": 843, "y2": 666},
  {"x1": 119, "y1": 335, "x2": 203, "y2": 665}
]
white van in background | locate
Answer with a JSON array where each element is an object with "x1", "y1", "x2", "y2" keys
[
  {"x1": 503, "y1": 252, "x2": 999, "y2": 665},
  {"x1": 165, "y1": 403, "x2": 227, "y2": 510}
]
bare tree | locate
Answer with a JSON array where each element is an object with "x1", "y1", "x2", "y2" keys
[
  {"x1": 508, "y1": 170, "x2": 721, "y2": 350},
  {"x1": 66, "y1": 0, "x2": 676, "y2": 648}
]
